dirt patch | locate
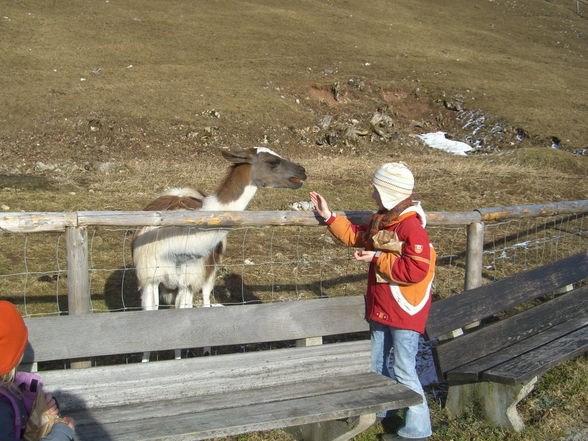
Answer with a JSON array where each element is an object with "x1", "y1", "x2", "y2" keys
[
  {"x1": 308, "y1": 84, "x2": 342, "y2": 107},
  {"x1": 382, "y1": 89, "x2": 436, "y2": 120}
]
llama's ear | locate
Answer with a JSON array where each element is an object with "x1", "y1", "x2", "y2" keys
[{"x1": 221, "y1": 148, "x2": 255, "y2": 164}]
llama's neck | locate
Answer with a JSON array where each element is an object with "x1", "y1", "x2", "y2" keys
[{"x1": 202, "y1": 164, "x2": 258, "y2": 211}]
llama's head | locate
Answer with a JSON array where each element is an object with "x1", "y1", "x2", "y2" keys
[{"x1": 221, "y1": 147, "x2": 307, "y2": 189}]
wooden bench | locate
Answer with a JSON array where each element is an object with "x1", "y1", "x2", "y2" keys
[
  {"x1": 22, "y1": 296, "x2": 421, "y2": 441},
  {"x1": 425, "y1": 251, "x2": 588, "y2": 431}
]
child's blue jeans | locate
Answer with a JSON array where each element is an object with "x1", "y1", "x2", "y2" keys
[{"x1": 370, "y1": 320, "x2": 432, "y2": 439}]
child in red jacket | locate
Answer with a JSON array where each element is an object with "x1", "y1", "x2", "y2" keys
[{"x1": 310, "y1": 162, "x2": 434, "y2": 441}]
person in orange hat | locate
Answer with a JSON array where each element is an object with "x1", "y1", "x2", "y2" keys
[{"x1": 0, "y1": 301, "x2": 75, "y2": 441}]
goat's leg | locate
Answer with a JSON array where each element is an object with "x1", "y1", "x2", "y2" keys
[
  {"x1": 201, "y1": 274, "x2": 215, "y2": 308},
  {"x1": 173, "y1": 287, "x2": 194, "y2": 359},
  {"x1": 141, "y1": 283, "x2": 160, "y2": 362},
  {"x1": 141, "y1": 283, "x2": 160, "y2": 311},
  {"x1": 175, "y1": 286, "x2": 194, "y2": 309},
  {"x1": 200, "y1": 275, "x2": 217, "y2": 356}
]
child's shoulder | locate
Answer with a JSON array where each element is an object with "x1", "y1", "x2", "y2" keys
[
  {"x1": 0, "y1": 389, "x2": 16, "y2": 406},
  {"x1": 0, "y1": 388, "x2": 20, "y2": 436},
  {"x1": 396, "y1": 212, "x2": 428, "y2": 236},
  {"x1": 398, "y1": 211, "x2": 425, "y2": 227},
  {"x1": 0, "y1": 385, "x2": 18, "y2": 405}
]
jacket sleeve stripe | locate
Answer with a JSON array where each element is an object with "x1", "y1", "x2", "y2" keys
[{"x1": 404, "y1": 254, "x2": 431, "y2": 265}]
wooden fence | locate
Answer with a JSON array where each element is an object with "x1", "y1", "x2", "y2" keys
[{"x1": 1, "y1": 200, "x2": 587, "y2": 320}]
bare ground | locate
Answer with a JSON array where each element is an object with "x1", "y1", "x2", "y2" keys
[{"x1": 1, "y1": 0, "x2": 587, "y2": 173}]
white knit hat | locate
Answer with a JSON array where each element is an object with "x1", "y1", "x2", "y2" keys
[{"x1": 372, "y1": 162, "x2": 414, "y2": 210}]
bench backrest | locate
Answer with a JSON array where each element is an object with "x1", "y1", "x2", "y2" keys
[
  {"x1": 426, "y1": 252, "x2": 588, "y2": 339},
  {"x1": 23, "y1": 295, "x2": 367, "y2": 364},
  {"x1": 425, "y1": 252, "x2": 588, "y2": 378}
]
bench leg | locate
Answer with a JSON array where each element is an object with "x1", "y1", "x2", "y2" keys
[
  {"x1": 446, "y1": 377, "x2": 538, "y2": 431},
  {"x1": 284, "y1": 413, "x2": 376, "y2": 441}
]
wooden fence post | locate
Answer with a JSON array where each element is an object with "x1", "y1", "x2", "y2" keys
[
  {"x1": 438, "y1": 220, "x2": 486, "y2": 340},
  {"x1": 464, "y1": 221, "x2": 485, "y2": 329},
  {"x1": 66, "y1": 226, "x2": 92, "y2": 368},
  {"x1": 465, "y1": 221, "x2": 484, "y2": 290}
]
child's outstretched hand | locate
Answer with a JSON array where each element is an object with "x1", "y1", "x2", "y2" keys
[{"x1": 309, "y1": 192, "x2": 332, "y2": 220}]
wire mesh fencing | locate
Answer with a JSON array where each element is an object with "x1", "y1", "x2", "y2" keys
[{"x1": 1, "y1": 208, "x2": 585, "y2": 318}]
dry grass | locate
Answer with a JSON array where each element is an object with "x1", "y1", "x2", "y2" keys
[
  {"x1": 1, "y1": 145, "x2": 583, "y2": 439},
  {"x1": 3, "y1": 148, "x2": 585, "y2": 316}
]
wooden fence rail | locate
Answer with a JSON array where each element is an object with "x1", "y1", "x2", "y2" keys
[
  {"x1": 1, "y1": 201, "x2": 586, "y2": 233},
  {"x1": 1, "y1": 200, "x2": 587, "y2": 321}
]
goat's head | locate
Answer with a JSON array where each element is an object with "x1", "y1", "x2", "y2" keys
[{"x1": 221, "y1": 147, "x2": 307, "y2": 189}]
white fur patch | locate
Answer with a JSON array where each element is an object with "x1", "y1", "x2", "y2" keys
[
  {"x1": 202, "y1": 185, "x2": 258, "y2": 211},
  {"x1": 254, "y1": 147, "x2": 281, "y2": 158}
]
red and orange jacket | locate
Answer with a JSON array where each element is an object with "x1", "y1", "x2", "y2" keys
[{"x1": 325, "y1": 202, "x2": 436, "y2": 334}]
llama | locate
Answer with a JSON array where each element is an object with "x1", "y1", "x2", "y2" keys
[{"x1": 132, "y1": 147, "x2": 306, "y2": 358}]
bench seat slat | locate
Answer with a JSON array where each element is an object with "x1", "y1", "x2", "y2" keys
[
  {"x1": 434, "y1": 286, "x2": 587, "y2": 375},
  {"x1": 69, "y1": 373, "x2": 398, "y2": 425},
  {"x1": 40, "y1": 340, "x2": 371, "y2": 411},
  {"x1": 71, "y1": 375, "x2": 420, "y2": 441},
  {"x1": 426, "y1": 252, "x2": 588, "y2": 339},
  {"x1": 481, "y1": 325, "x2": 588, "y2": 384},
  {"x1": 446, "y1": 316, "x2": 588, "y2": 383}
]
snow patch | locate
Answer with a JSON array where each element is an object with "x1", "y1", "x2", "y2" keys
[{"x1": 417, "y1": 131, "x2": 474, "y2": 156}]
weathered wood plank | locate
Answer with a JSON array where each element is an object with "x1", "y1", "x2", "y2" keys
[
  {"x1": 65, "y1": 227, "x2": 91, "y2": 316},
  {"x1": 77, "y1": 209, "x2": 479, "y2": 227},
  {"x1": 482, "y1": 326, "x2": 588, "y2": 384},
  {"x1": 434, "y1": 287, "x2": 588, "y2": 375},
  {"x1": 0, "y1": 212, "x2": 76, "y2": 232},
  {"x1": 477, "y1": 200, "x2": 588, "y2": 222},
  {"x1": 40, "y1": 340, "x2": 371, "y2": 411},
  {"x1": 465, "y1": 221, "x2": 484, "y2": 291},
  {"x1": 65, "y1": 226, "x2": 92, "y2": 369},
  {"x1": 1, "y1": 201, "x2": 585, "y2": 232},
  {"x1": 23, "y1": 296, "x2": 367, "y2": 363},
  {"x1": 0, "y1": 209, "x2": 483, "y2": 232},
  {"x1": 78, "y1": 210, "x2": 325, "y2": 227},
  {"x1": 68, "y1": 373, "x2": 390, "y2": 424},
  {"x1": 72, "y1": 379, "x2": 420, "y2": 441},
  {"x1": 426, "y1": 252, "x2": 588, "y2": 338},
  {"x1": 446, "y1": 315, "x2": 588, "y2": 383}
]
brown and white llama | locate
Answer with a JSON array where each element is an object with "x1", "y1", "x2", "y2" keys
[{"x1": 132, "y1": 147, "x2": 306, "y2": 358}]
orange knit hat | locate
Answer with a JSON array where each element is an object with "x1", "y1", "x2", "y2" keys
[{"x1": 0, "y1": 301, "x2": 28, "y2": 375}]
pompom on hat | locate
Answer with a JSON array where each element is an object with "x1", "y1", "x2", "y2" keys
[
  {"x1": 372, "y1": 162, "x2": 414, "y2": 210},
  {"x1": 0, "y1": 301, "x2": 28, "y2": 375}
]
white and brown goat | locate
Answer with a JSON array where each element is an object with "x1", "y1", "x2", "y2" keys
[{"x1": 132, "y1": 147, "x2": 306, "y2": 316}]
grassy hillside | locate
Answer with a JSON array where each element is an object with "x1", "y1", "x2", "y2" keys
[{"x1": 0, "y1": 1, "x2": 586, "y2": 440}]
